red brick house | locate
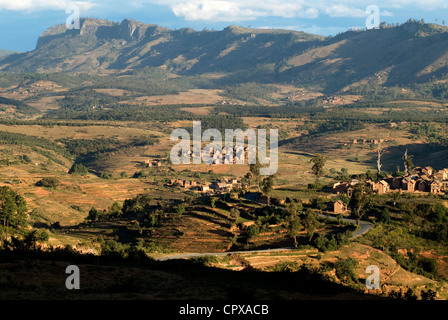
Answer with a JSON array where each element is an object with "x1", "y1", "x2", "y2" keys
[{"x1": 334, "y1": 200, "x2": 348, "y2": 214}]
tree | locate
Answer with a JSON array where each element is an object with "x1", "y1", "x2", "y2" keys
[
  {"x1": 0, "y1": 186, "x2": 28, "y2": 241},
  {"x1": 376, "y1": 141, "x2": 387, "y2": 174},
  {"x1": 176, "y1": 203, "x2": 186, "y2": 215},
  {"x1": 303, "y1": 209, "x2": 319, "y2": 241},
  {"x1": 313, "y1": 197, "x2": 327, "y2": 214},
  {"x1": 378, "y1": 208, "x2": 391, "y2": 224},
  {"x1": 334, "y1": 258, "x2": 359, "y2": 284},
  {"x1": 421, "y1": 289, "x2": 437, "y2": 300},
  {"x1": 261, "y1": 175, "x2": 276, "y2": 205},
  {"x1": 109, "y1": 201, "x2": 122, "y2": 218},
  {"x1": 23, "y1": 230, "x2": 49, "y2": 251},
  {"x1": 86, "y1": 207, "x2": 99, "y2": 223},
  {"x1": 288, "y1": 217, "x2": 302, "y2": 247},
  {"x1": 403, "y1": 149, "x2": 414, "y2": 174},
  {"x1": 403, "y1": 287, "x2": 418, "y2": 300},
  {"x1": 68, "y1": 163, "x2": 89, "y2": 175},
  {"x1": 286, "y1": 201, "x2": 302, "y2": 218},
  {"x1": 310, "y1": 154, "x2": 326, "y2": 183},
  {"x1": 244, "y1": 171, "x2": 253, "y2": 189},
  {"x1": 349, "y1": 183, "x2": 371, "y2": 225},
  {"x1": 35, "y1": 177, "x2": 61, "y2": 188},
  {"x1": 230, "y1": 207, "x2": 240, "y2": 219},
  {"x1": 101, "y1": 172, "x2": 113, "y2": 179},
  {"x1": 249, "y1": 158, "x2": 262, "y2": 192},
  {"x1": 376, "y1": 129, "x2": 393, "y2": 175},
  {"x1": 245, "y1": 224, "x2": 260, "y2": 240}
]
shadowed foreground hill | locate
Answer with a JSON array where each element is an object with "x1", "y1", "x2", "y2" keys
[{"x1": 0, "y1": 250, "x2": 382, "y2": 300}]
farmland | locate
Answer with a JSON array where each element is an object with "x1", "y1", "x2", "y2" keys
[{"x1": 1, "y1": 19, "x2": 448, "y2": 301}]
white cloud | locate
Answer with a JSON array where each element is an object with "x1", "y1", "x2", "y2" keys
[
  {"x1": 0, "y1": 0, "x2": 96, "y2": 11},
  {"x1": 2, "y1": 0, "x2": 446, "y2": 21},
  {"x1": 381, "y1": 10, "x2": 394, "y2": 17},
  {"x1": 148, "y1": 0, "x2": 448, "y2": 22},
  {"x1": 321, "y1": 4, "x2": 366, "y2": 18},
  {"x1": 168, "y1": 0, "x2": 319, "y2": 22}
]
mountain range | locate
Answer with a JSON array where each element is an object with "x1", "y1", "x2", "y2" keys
[{"x1": 2, "y1": 18, "x2": 448, "y2": 92}]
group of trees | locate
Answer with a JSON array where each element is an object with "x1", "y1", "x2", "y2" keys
[
  {"x1": 245, "y1": 158, "x2": 276, "y2": 205},
  {"x1": 186, "y1": 114, "x2": 247, "y2": 135},
  {"x1": 0, "y1": 96, "x2": 41, "y2": 116},
  {"x1": 44, "y1": 104, "x2": 197, "y2": 122},
  {"x1": 0, "y1": 186, "x2": 28, "y2": 242},
  {"x1": 215, "y1": 99, "x2": 325, "y2": 118},
  {"x1": 411, "y1": 123, "x2": 448, "y2": 150},
  {"x1": 222, "y1": 82, "x2": 279, "y2": 103},
  {"x1": 285, "y1": 203, "x2": 352, "y2": 251},
  {"x1": 85, "y1": 201, "x2": 122, "y2": 223},
  {"x1": 68, "y1": 163, "x2": 89, "y2": 175},
  {"x1": 347, "y1": 81, "x2": 448, "y2": 102},
  {"x1": 0, "y1": 131, "x2": 70, "y2": 161}
]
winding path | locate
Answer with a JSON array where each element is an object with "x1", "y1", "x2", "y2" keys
[{"x1": 155, "y1": 196, "x2": 374, "y2": 261}]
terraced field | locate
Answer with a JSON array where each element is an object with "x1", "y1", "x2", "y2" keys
[{"x1": 150, "y1": 208, "x2": 234, "y2": 253}]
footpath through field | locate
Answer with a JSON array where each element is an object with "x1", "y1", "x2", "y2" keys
[{"x1": 156, "y1": 194, "x2": 373, "y2": 261}]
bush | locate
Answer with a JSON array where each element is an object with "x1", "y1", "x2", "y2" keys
[
  {"x1": 334, "y1": 258, "x2": 359, "y2": 284},
  {"x1": 101, "y1": 171, "x2": 113, "y2": 179},
  {"x1": 19, "y1": 154, "x2": 32, "y2": 163},
  {"x1": 314, "y1": 230, "x2": 352, "y2": 252},
  {"x1": 132, "y1": 170, "x2": 144, "y2": 178},
  {"x1": 245, "y1": 224, "x2": 260, "y2": 240},
  {"x1": 266, "y1": 261, "x2": 301, "y2": 272},
  {"x1": 68, "y1": 163, "x2": 88, "y2": 175},
  {"x1": 35, "y1": 177, "x2": 61, "y2": 188},
  {"x1": 191, "y1": 255, "x2": 219, "y2": 267}
]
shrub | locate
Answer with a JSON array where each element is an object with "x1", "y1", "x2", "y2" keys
[
  {"x1": 35, "y1": 177, "x2": 61, "y2": 188},
  {"x1": 68, "y1": 163, "x2": 88, "y2": 175},
  {"x1": 191, "y1": 255, "x2": 219, "y2": 267},
  {"x1": 101, "y1": 171, "x2": 113, "y2": 179},
  {"x1": 334, "y1": 258, "x2": 359, "y2": 284},
  {"x1": 245, "y1": 224, "x2": 260, "y2": 239}
]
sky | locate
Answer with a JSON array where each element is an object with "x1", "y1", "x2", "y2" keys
[{"x1": 1, "y1": 0, "x2": 448, "y2": 52}]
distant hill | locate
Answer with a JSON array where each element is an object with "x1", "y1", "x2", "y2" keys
[
  {"x1": 0, "y1": 49, "x2": 20, "y2": 57},
  {"x1": 0, "y1": 18, "x2": 322, "y2": 74},
  {"x1": 2, "y1": 18, "x2": 448, "y2": 93}
]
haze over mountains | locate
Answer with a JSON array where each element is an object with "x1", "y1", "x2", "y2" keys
[{"x1": 2, "y1": 18, "x2": 448, "y2": 93}]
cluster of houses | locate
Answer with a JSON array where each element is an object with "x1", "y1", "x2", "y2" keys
[
  {"x1": 168, "y1": 176, "x2": 243, "y2": 194},
  {"x1": 352, "y1": 138, "x2": 385, "y2": 145},
  {"x1": 332, "y1": 166, "x2": 448, "y2": 214},
  {"x1": 179, "y1": 145, "x2": 251, "y2": 165},
  {"x1": 283, "y1": 91, "x2": 306, "y2": 102},
  {"x1": 333, "y1": 166, "x2": 448, "y2": 198},
  {"x1": 322, "y1": 96, "x2": 342, "y2": 105},
  {"x1": 219, "y1": 100, "x2": 246, "y2": 106},
  {"x1": 144, "y1": 159, "x2": 163, "y2": 167}
]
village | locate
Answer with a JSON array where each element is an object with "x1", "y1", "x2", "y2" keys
[
  {"x1": 167, "y1": 176, "x2": 244, "y2": 194},
  {"x1": 143, "y1": 152, "x2": 246, "y2": 195},
  {"x1": 332, "y1": 166, "x2": 448, "y2": 214},
  {"x1": 142, "y1": 152, "x2": 448, "y2": 218}
]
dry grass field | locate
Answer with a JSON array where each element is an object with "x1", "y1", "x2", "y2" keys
[
  {"x1": 0, "y1": 79, "x2": 447, "y2": 300},
  {"x1": 208, "y1": 242, "x2": 448, "y2": 299}
]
